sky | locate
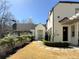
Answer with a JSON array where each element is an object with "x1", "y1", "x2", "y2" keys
[{"x1": 7, "y1": 0, "x2": 79, "y2": 24}]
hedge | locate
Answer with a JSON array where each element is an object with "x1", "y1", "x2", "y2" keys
[{"x1": 44, "y1": 42, "x2": 70, "y2": 48}]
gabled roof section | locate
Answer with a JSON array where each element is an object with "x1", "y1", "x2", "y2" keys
[
  {"x1": 16, "y1": 23, "x2": 36, "y2": 31},
  {"x1": 49, "y1": 1, "x2": 79, "y2": 16},
  {"x1": 35, "y1": 23, "x2": 46, "y2": 29},
  {"x1": 59, "y1": 17, "x2": 69, "y2": 22}
]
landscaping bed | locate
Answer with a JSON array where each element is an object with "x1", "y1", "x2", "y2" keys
[
  {"x1": 44, "y1": 41, "x2": 70, "y2": 48},
  {"x1": 0, "y1": 34, "x2": 34, "y2": 59},
  {"x1": 0, "y1": 42, "x2": 29, "y2": 59}
]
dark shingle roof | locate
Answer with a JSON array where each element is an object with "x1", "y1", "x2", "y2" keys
[
  {"x1": 59, "y1": 17, "x2": 69, "y2": 22},
  {"x1": 16, "y1": 23, "x2": 46, "y2": 32},
  {"x1": 59, "y1": 1, "x2": 79, "y2": 3},
  {"x1": 16, "y1": 23, "x2": 36, "y2": 31}
]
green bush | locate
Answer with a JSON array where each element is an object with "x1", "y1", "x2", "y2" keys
[
  {"x1": 44, "y1": 42, "x2": 70, "y2": 48},
  {"x1": 21, "y1": 35, "x2": 27, "y2": 40},
  {"x1": 24, "y1": 35, "x2": 34, "y2": 41},
  {"x1": 0, "y1": 34, "x2": 34, "y2": 47},
  {"x1": 42, "y1": 39, "x2": 49, "y2": 42},
  {"x1": 0, "y1": 36, "x2": 16, "y2": 49},
  {"x1": 26, "y1": 35, "x2": 34, "y2": 42},
  {"x1": 16, "y1": 35, "x2": 33, "y2": 42},
  {"x1": 0, "y1": 39, "x2": 7, "y2": 46},
  {"x1": 16, "y1": 36, "x2": 23, "y2": 43},
  {"x1": 27, "y1": 35, "x2": 32, "y2": 39}
]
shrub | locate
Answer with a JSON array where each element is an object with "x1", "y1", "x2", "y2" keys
[
  {"x1": 21, "y1": 35, "x2": 27, "y2": 40},
  {"x1": 5, "y1": 37, "x2": 15, "y2": 47},
  {"x1": 0, "y1": 36, "x2": 16, "y2": 49},
  {"x1": 16, "y1": 35, "x2": 33, "y2": 42},
  {"x1": 42, "y1": 39, "x2": 49, "y2": 42},
  {"x1": 44, "y1": 42, "x2": 70, "y2": 48},
  {"x1": 27, "y1": 35, "x2": 34, "y2": 42},
  {"x1": 0, "y1": 39, "x2": 7, "y2": 46},
  {"x1": 16, "y1": 36, "x2": 23, "y2": 43}
]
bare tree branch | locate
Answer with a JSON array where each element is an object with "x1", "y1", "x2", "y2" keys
[{"x1": 0, "y1": 0, "x2": 16, "y2": 35}]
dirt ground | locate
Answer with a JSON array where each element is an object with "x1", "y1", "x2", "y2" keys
[{"x1": 7, "y1": 41, "x2": 79, "y2": 59}]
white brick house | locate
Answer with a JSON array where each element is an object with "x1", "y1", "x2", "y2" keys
[
  {"x1": 46, "y1": 1, "x2": 79, "y2": 45},
  {"x1": 35, "y1": 24, "x2": 46, "y2": 40}
]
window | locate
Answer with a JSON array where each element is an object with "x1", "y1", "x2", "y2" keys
[
  {"x1": 75, "y1": 8, "x2": 79, "y2": 14},
  {"x1": 71, "y1": 25, "x2": 75, "y2": 37}
]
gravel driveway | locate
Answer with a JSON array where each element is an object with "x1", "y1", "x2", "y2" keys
[{"x1": 7, "y1": 41, "x2": 79, "y2": 59}]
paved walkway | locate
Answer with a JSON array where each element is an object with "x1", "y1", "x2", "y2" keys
[{"x1": 7, "y1": 41, "x2": 79, "y2": 59}]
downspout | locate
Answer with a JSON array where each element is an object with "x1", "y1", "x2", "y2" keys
[{"x1": 52, "y1": 8, "x2": 54, "y2": 42}]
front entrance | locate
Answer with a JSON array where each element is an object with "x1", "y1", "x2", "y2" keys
[
  {"x1": 63, "y1": 27, "x2": 68, "y2": 41},
  {"x1": 37, "y1": 30, "x2": 43, "y2": 40}
]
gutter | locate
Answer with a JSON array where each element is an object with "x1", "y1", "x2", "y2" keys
[{"x1": 52, "y1": 8, "x2": 54, "y2": 42}]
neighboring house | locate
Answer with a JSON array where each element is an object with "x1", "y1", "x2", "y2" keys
[
  {"x1": 46, "y1": 1, "x2": 79, "y2": 45},
  {"x1": 35, "y1": 24, "x2": 46, "y2": 40},
  {"x1": 15, "y1": 23, "x2": 36, "y2": 36},
  {"x1": 14, "y1": 21, "x2": 46, "y2": 40}
]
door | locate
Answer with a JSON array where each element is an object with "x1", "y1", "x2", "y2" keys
[
  {"x1": 37, "y1": 30, "x2": 43, "y2": 40},
  {"x1": 63, "y1": 27, "x2": 68, "y2": 41}
]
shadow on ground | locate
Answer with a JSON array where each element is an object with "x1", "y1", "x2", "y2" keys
[{"x1": 0, "y1": 43, "x2": 29, "y2": 59}]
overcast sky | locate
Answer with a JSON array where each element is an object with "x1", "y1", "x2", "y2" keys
[{"x1": 7, "y1": 0, "x2": 79, "y2": 24}]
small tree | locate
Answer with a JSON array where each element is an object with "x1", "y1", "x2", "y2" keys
[{"x1": 0, "y1": 0, "x2": 16, "y2": 37}]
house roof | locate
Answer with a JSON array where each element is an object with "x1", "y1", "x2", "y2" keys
[
  {"x1": 59, "y1": 1, "x2": 79, "y2": 3},
  {"x1": 16, "y1": 22, "x2": 46, "y2": 32},
  {"x1": 59, "y1": 17, "x2": 69, "y2": 22},
  {"x1": 16, "y1": 23, "x2": 36, "y2": 31},
  {"x1": 48, "y1": 1, "x2": 79, "y2": 17},
  {"x1": 59, "y1": 13, "x2": 79, "y2": 24}
]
